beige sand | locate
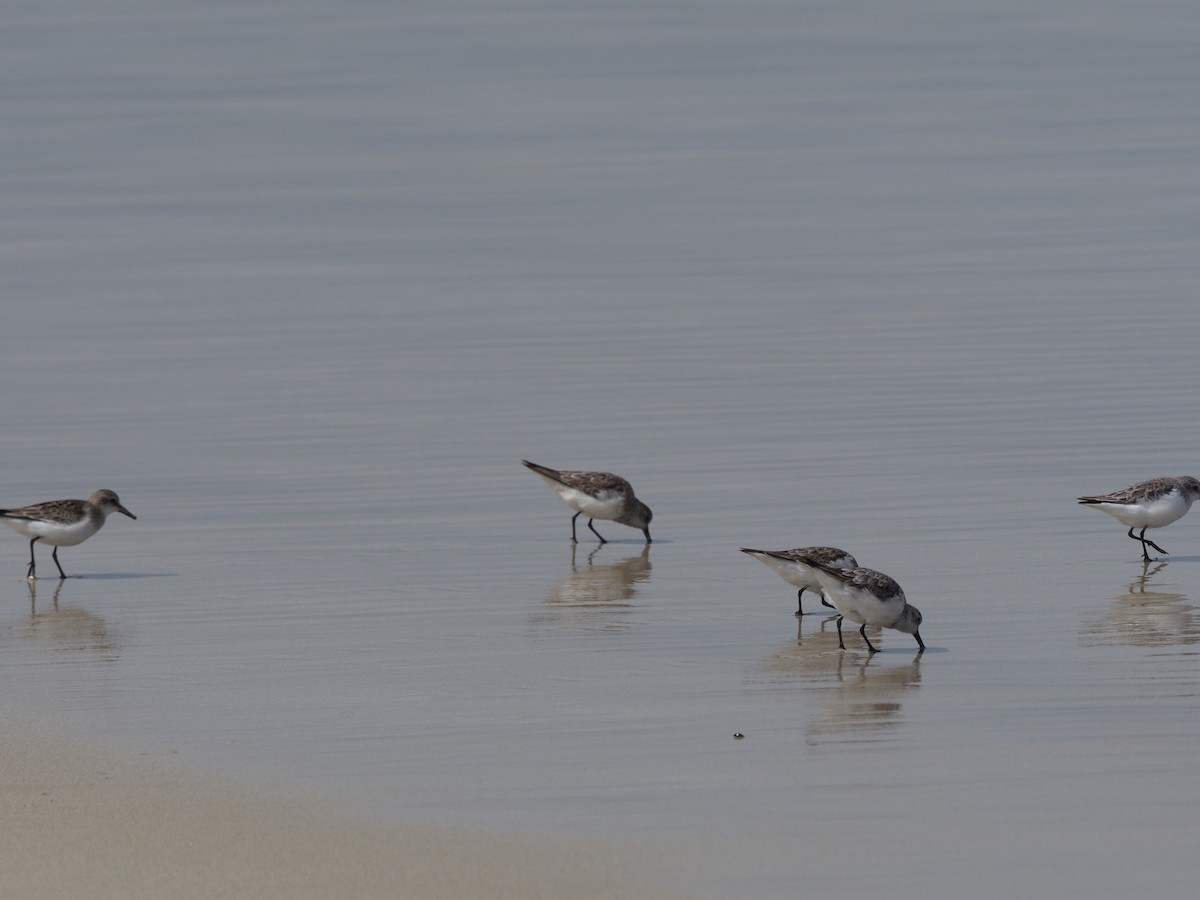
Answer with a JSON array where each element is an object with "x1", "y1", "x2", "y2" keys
[{"x1": 0, "y1": 725, "x2": 695, "y2": 900}]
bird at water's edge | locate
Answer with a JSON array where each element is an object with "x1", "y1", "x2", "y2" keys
[
  {"x1": 522, "y1": 460, "x2": 652, "y2": 544},
  {"x1": 1078, "y1": 476, "x2": 1200, "y2": 562},
  {"x1": 0, "y1": 489, "x2": 136, "y2": 579},
  {"x1": 800, "y1": 558, "x2": 924, "y2": 654}
]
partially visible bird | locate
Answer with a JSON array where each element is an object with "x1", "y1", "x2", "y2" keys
[{"x1": 739, "y1": 546, "x2": 857, "y2": 615}]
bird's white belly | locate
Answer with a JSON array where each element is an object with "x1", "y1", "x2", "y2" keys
[
  {"x1": 2, "y1": 517, "x2": 100, "y2": 547},
  {"x1": 1097, "y1": 491, "x2": 1190, "y2": 528},
  {"x1": 830, "y1": 593, "x2": 898, "y2": 627},
  {"x1": 553, "y1": 486, "x2": 625, "y2": 521},
  {"x1": 759, "y1": 557, "x2": 820, "y2": 591}
]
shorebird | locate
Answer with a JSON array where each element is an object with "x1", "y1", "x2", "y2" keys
[
  {"x1": 522, "y1": 460, "x2": 652, "y2": 544},
  {"x1": 800, "y1": 558, "x2": 924, "y2": 654},
  {"x1": 0, "y1": 489, "x2": 137, "y2": 579},
  {"x1": 1078, "y1": 476, "x2": 1200, "y2": 561}
]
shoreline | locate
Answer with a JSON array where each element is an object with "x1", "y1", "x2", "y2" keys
[{"x1": 0, "y1": 723, "x2": 695, "y2": 900}]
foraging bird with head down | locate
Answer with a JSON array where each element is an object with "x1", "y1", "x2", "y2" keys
[
  {"x1": 799, "y1": 557, "x2": 925, "y2": 654},
  {"x1": 522, "y1": 460, "x2": 652, "y2": 544}
]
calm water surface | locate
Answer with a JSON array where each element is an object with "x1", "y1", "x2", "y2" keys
[{"x1": 2, "y1": 1, "x2": 1200, "y2": 896}]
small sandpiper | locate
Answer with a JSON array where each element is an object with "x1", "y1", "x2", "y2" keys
[
  {"x1": 1078, "y1": 476, "x2": 1200, "y2": 562},
  {"x1": 522, "y1": 460, "x2": 652, "y2": 544},
  {"x1": 799, "y1": 558, "x2": 924, "y2": 654},
  {"x1": 0, "y1": 489, "x2": 137, "y2": 579}
]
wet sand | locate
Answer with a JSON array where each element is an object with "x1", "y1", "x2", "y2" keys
[{"x1": 0, "y1": 725, "x2": 693, "y2": 900}]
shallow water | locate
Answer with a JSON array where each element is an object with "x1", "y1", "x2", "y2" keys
[{"x1": 3, "y1": 1, "x2": 1200, "y2": 896}]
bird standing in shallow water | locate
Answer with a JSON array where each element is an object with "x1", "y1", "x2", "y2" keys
[
  {"x1": 522, "y1": 460, "x2": 652, "y2": 544},
  {"x1": 1078, "y1": 476, "x2": 1200, "y2": 562},
  {"x1": 739, "y1": 546, "x2": 856, "y2": 616},
  {"x1": 799, "y1": 558, "x2": 924, "y2": 654},
  {"x1": 0, "y1": 489, "x2": 137, "y2": 579}
]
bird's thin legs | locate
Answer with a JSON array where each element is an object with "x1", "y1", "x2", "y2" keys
[
  {"x1": 835, "y1": 616, "x2": 880, "y2": 653},
  {"x1": 51, "y1": 546, "x2": 67, "y2": 579},
  {"x1": 796, "y1": 588, "x2": 834, "y2": 616},
  {"x1": 1128, "y1": 526, "x2": 1168, "y2": 561},
  {"x1": 858, "y1": 622, "x2": 880, "y2": 654},
  {"x1": 1142, "y1": 529, "x2": 1168, "y2": 555},
  {"x1": 569, "y1": 512, "x2": 607, "y2": 544}
]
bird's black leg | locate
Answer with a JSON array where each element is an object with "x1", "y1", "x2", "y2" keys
[
  {"x1": 1141, "y1": 528, "x2": 1168, "y2": 556},
  {"x1": 26, "y1": 537, "x2": 38, "y2": 579},
  {"x1": 914, "y1": 631, "x2": 926, "y2": 653},
  {"x1": 859, "y1": 623, "x2": 879, "y2": 654},
  {"x1": 835, "y1": 616, "x2": 847, "y2": 650},
  {"x1": 570, "y1": 512, "x2": 581, "y2": 543},
  {"x1": 642, "y1": 527, "x2": 652, "y2": 544},
  {"x1": 51, "y1": 546, "x2": 67, "y2": 579},
  {"x1": 1128, "y1": 527, "x2": 1151, "y2": 561},
  {"x1": 820, "y1": 595, "x2": 834, "y2": 609},
  {"x1": 586, "y1": 518, "x2": 607, "y2": 543},
  {"x1": 1128, "y1": 527, "x2": 1166, "y2": 561},
  {"x1": 795, "y1": 587, "x2": 806, "y2": 617}
]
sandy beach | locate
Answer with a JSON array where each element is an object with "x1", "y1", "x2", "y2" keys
[{"x1": 0, "y1": 724, "x2": 692, "y2": 900}]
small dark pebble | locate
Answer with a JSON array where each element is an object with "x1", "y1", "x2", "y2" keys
[{"x1": 733, "y1": 733, "x2": 744, "y2": 740}]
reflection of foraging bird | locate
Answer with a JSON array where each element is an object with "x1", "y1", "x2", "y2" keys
[
  {"x1": 522, "y1": 460, "x2": 652, "y2": 544},
  {"x1": 1078, "y1": 476, "x2": 1200, "y2": 562},
  {"x1": 801, "y1": 559, "x2": 924, "y2": 654},
  {"x1": 739, "y1": 546, "x2": 857, "y2": 616},
  {"x1": 0, "y1": 489, "x2": 137, "y2": 579}
]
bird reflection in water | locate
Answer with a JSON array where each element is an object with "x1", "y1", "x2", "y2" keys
[
  {"x1": 805, "y1": 652, "x2": 923, "y2": 744},
  {"x1": 1082, "y1": 559, "x2": 1200, "y2": 648},
  {"x1": 529, "y1": 544, "x2": 652, "y2": 634},
  {"x1": 21, "y1": 578, "x2": 119, "y2": 659},
  {"x1": 755, "y1": 624, "x2": 923, "y2": 745}
]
